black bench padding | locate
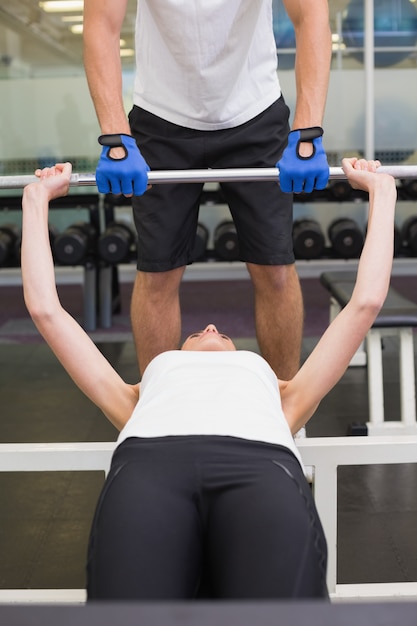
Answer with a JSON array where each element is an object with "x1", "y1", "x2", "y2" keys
[{"x1": 320, "y1": 271, "x2": 417, "y2": 328}]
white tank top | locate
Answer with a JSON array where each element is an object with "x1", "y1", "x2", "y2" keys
[
  {"x1": 133, "y1": 0, "x2": 281, "y2": 130},
  {"x1": 117, "y1": 350, "x2": 303, "y2": 469}
]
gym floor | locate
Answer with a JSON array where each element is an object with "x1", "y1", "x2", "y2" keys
[{"x1": 1, "y1": 273, "x2": 417, "y2": 592}]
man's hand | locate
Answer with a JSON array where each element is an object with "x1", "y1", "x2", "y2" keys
[
  {"x1": 277, "y1": 127, "x2": 329, "y2": 194},
  {"x1": 96, "y1": 134, "x2": 150, "y2": 196}
]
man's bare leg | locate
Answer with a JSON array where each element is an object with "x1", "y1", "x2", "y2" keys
[
  {"x1": 246, "y1": 263, "x2": 304, "y2": 380},
  {"x1": 130, "y1": 266, "x2": 185, "y2": 376}
]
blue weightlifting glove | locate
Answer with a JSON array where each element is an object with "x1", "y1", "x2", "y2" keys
[
  {"x1": 96, "y1": 134, "x2": 150, "y2": 195},
  {"x1": 277, "y1": 127, "x2": 329, "y2": 194}
]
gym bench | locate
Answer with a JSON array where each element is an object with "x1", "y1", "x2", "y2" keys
[
  {"x1": 320, "y1": 271, "x2": 417, "y2": 436},
  {"x1": 1, "y1": 437, "x2": 417, "y2": 603}
]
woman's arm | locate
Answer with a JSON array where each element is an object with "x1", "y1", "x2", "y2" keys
[
  {"x1": 281, "y1": 158, "x2": 398, "y2": 433},
  {"x1": 21, "y1": 163, "x2": 139, "y2": 430}
]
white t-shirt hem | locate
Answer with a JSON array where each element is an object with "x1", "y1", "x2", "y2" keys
[{"x1": 133, "y1": 87, "x2": 281, "y2": 131}]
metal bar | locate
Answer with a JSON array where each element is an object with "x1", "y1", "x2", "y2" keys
[
  {"x1": 0, "y1": 165, "x2": 417, "y2": 190},
  {"x1": 364, "y1": 0, "x2": 375, "y2": 160}
]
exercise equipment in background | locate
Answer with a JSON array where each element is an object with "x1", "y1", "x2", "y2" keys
[
  {"x1": 53, "y1": 222, "x2": 97, "y2": 266},
  {"x1": 292, "y1": 218, "x2": 325, "y2": 260},
  {"x1": 213, "y1": 221, "x2": 240, "y2": 261},
  {"x1": 401, "y1": 215, "x2": 417, "y2": 256},
  {"x1": 342, "y1": 0, "x2": 417, "y2": 68},
  {"x1": 400, "y1": 178, "x2": 417, "y2": 200},
  {"x1": 98, "y1": 221, "x2": 136, "y2": 265},
  {"x1": 0, "y1": 224, "x2": 20, "y2": 267},
  {"x1": 328, "y1": 217, "x2": 364, "y2": 259},
  {"x1": 192, "y1": 223, "x2": 209, "y2": 262}
]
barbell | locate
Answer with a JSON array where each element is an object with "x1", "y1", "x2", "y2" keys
[{"x1": 0, "y1": 165, "x2": 416, "y2": 190}]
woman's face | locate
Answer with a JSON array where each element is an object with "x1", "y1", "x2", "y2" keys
[{"x1": 182, "y1": 324, "x2": 237, "y2": 352}]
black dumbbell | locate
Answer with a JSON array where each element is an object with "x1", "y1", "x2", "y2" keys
[
  {"x1": 400, "y1": 179, "x2": 417, "y2": 200},
  {"x1": 192, "y1": 222, "x2": 209, "y2": 262},
  {"x1": 329, "y1": 181, "x2": 352, "y2": 202},
  {"x1": 401, "y1": 216, "x2": 417, "y2": 255},
  {"x1": 292, "y1": 218, "x2": 325, "y2": 260},
  {"x1": 98, "y1": 221, "x2": 136, "y2": 264},
  {"x1": 53, "y1": 222, "x2": 97, "y2": 265},
  {"x1": 48, "y1": 223, "x2": 60, "y2": 245},
  {"x1": 328, "y1": 217, "x2": 364, "y2": 258},
  {"x1": 213, "y1": 220, "x2": 240, "y2": 261},
  {"x1": 394, "y1": 223, "x2": 402, "y2": 257},
  {"x1": 0, "y1": 223, "x2": 20, "y2": 267}
]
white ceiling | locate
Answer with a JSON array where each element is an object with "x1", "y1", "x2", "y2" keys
[{"x1": 0, "y1": 0, "x2": 137, "y2": 74}]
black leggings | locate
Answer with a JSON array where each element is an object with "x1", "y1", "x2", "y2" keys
[{"x1": 87, "y1": 436, "x2": 328, "y2": 600}]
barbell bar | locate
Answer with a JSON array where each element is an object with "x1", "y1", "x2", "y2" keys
[{"x1": 0, "y1": 165, "x2": 417, "y2": 190}]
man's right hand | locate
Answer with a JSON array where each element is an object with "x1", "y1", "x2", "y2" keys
[{"x1": 96, "y1": 134, "x2": 150, "y2": 196}]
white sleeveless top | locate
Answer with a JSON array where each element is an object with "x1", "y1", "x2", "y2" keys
[
  {"x1": 117, "y1": 350, "x2": 303, "y2": 469},
  {"x1": 133, "y1": 0, "x2": 281, "y2": 130}
]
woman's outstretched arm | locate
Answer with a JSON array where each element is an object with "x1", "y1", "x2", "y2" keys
[
  {"x1": 282, "y1": 158, "x2": 398, "y2": 433},
  {"x1": 21, "y1": 163, "x2": 138, "y2": 430}
]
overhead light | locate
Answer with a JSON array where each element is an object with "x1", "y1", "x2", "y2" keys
[
  {"x1": 61, "y1": 15, "x2": 83, "y2": 22},
  {"x1": 120, "y1": 49, "x2": 135, "y2": 58},
  {"x1": 39, "y1": 1, "x2": 84, "y2": 12},
  {"x1": 70, "y1": 24, "x2": 83, "y2": 34}
]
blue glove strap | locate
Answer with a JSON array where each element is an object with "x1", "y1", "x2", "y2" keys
[
  {"x1": 96, "y1": 134, "x2": 150, "y2": 195},
  {"x1": 277, "y1": 127, "x2": 329, "y2": 194}
]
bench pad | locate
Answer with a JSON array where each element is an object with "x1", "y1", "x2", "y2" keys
[{"x1": 320, "y1": 271, "x2": 417, "y2": 328}]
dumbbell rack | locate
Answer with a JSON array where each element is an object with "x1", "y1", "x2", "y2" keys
[{"x1": 0, "y1": 191, "x2": 105, "y2": 332}]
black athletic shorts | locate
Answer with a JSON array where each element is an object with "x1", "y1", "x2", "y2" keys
[{"x1": 128, "y1": 98, "x2": 294, "y2": 271}]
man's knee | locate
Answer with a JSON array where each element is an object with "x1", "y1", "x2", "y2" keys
[
  {"x1": 134, "y1": 267, "x2": 185, "y2": 297},
  {"x1": 246, "y1": 262, "x2": 299, "y2": 292}
]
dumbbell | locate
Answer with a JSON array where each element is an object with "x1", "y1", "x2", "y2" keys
[
  {"x1": 0, "y1": 223, "x2": 20, "y2": 267},
  {"x1": 400, "y1": 179, "x2": 417, "y2": 200},
  {"x1": 394, "y1": 224, "x2": 402, "y2": 257},
  {"x1": 213, "y1": 220, "x2": 240, "y2": 261},
  {"x1": 53, "y1": 222, "x2": 97, "y2": 265},
  {"x1": 400, "y1": 216, "x2": 417, "y2": 255},
  {"x1": 328, "y1": 217, "x2": 364, "y2": 258},
  {"x1": 292, "y1": 218, "x2": 325, "y2": 260},
  {"x1": 191, "y1": 222, "x2": 209, "y2": 262},
  {"x1": 98, "y1": 221, "x2": 136, "y2": 264},
  {"x1": 328, "y1": 181, "x2": 353, "y2": 202}
]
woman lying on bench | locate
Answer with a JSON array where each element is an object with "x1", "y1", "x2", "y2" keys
[{"x1": 20, "y1": 158, "x2": 397, "y2": 601}]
